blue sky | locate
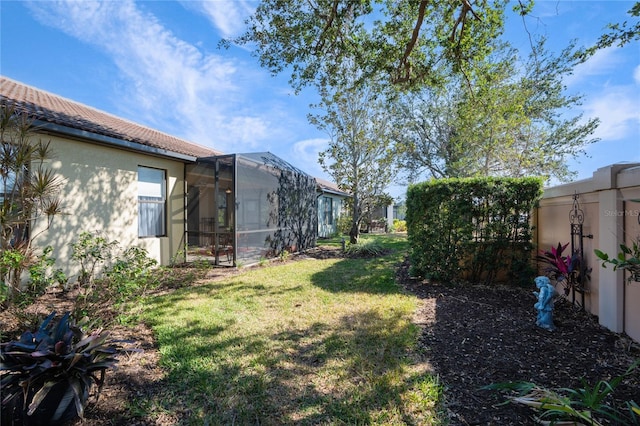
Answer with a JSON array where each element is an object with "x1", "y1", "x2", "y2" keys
[{"x1": 1, "y1": 1, "x2": 639, "y2": 199}]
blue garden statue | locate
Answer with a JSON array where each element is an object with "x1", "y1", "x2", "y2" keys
[{"x1": 533, "y1": 276, "x2": 557, "y2": 330}]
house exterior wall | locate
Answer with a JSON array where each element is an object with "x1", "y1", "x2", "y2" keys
[
  {"x1": 31, "y1": 134, "x2": 187, "y2": 282},
  {"x1": 537, "y1": 164, "x2": 640, "y2": 342}
]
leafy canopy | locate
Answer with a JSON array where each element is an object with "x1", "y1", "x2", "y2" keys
[
  {"x1": 233, "y1": 0, "x2": 511, "y2": 92},
  {"x1": 393, "y1": 37, "x2": 599, "y2": 182}
]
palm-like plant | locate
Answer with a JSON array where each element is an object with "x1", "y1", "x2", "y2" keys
[
  {"x1": 0, "y1": 312, "x2": 131, "y2": 425},
  {"x1": 0, "y1": 103, "x2": 64, "y2": 303}
]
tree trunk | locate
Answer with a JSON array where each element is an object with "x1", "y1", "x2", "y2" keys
[{"x1": 349, "y1": 222, "x2": 359, "y2": 244}]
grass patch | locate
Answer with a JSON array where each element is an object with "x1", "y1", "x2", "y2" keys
[{"x1": 141, "y1": 234, "x2": 444, "y2": 425}]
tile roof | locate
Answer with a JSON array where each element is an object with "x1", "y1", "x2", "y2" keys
[
  {"x1": 316, "y1": 177, "x2": 350, "y2": 196},
  {"x1": 0, "y1": 76, "x2": 219, "y2": 159}
]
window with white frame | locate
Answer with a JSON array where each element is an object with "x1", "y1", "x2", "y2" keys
[
  {"x1": 323, "y1": 196, "x2": 333, "y2": 225},
  {"x1": 138, "y1": 166, "x2": 166, "y2": 237}
]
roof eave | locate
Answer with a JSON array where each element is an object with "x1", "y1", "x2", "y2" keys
[{"x1": 34, "y1": 120, "x2": 199, "y2": 163}]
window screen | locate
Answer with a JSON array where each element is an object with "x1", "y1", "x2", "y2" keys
[{"x1": 138, "y1": 166, "x2": 166, "y2": 237}]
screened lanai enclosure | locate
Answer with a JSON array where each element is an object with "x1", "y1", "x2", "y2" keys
[{"x1": 186, "y1": 153, "x2": 318, "y2": 266}]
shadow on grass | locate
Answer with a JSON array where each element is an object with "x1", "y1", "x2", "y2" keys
[
  {"x1": 140, "y1": 295, "x2": 436, "y2": 424},
  {"x1": 132, "y1": 235, "x2": 441, "y2": 424},
  {"x1": 310, "y1": 235, "x2": 410, "y2": 295}
]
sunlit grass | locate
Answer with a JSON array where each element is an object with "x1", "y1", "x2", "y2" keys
[{"x1": 140, "y1": 234, "x2": 444, "y2": 425}]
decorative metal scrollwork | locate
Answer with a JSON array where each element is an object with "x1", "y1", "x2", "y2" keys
[{"x1": 569, "y1": 191, "x2": 584, "y2": 225}]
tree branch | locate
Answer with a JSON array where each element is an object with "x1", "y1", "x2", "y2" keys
[
  {"x1": 395, "y1": 0, "x2": 429, "y2": 84},
  {"x1": 314, "y1": 0, "x2": 340, "y2": 53}
]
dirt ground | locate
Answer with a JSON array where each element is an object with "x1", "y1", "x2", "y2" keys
[{"x1": 1, "y1": 247, "x2": 639, "y2": 425}]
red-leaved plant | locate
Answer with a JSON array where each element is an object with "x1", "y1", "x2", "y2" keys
[{"x1": 537, "y1": 242, "x2": 583, "y2": 296}]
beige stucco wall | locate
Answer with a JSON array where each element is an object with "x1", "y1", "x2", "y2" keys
[
  {"x1": 537, "y1": 164, "x2": 640, "y2": 342},
  {"x1": 622, "y1": 186, "x2": 640, "y2": 342},
  {"x1": 31, "y1": 134, "x2": 186, "y2": 283},
  {"x1": 536, "y1": 192, "x2": 599, "y2": 314}
]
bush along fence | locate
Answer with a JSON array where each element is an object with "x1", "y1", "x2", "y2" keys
[{"x1": 406, "y1": 177, "x2": 544, "y2": 285}]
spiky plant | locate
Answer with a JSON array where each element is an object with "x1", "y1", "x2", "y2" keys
[{"x1": 0, "y1": 311, "x2": 130, "y2": 425}]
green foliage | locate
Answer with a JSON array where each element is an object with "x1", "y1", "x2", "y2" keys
[
  {"x1": 70, "y1": 231, "x2": 118, "y2": 286},
  {"x1": 595, "y1": 239, "x2": 640, "y2": 282},
  {"x1": 233, "y1": 0, "x2": 508, "y2": 91},
  {"x1": 0, "y1": 104, "x2": 65, "y2": 307},
  {"x1": 344, "y1": 238, "x2": 387, "y2": 258},
  {"x1": 394, "y1": 37, "x2": 598, "y2": 183},
  {"x1": 65, "y1": 233, "x2": 164, "y2": 320},
  {"x1": 0, "y1": 247, "x2": 29, "y2": 301},
  {"x1": 27, "y1": 246, "x2": 66, "y2": 296},
  {"x1": 484, "y1": 361, "x2": 640, "y2": 425},
  {"x1": 406, "y1": 177, "x2": 542, "y2": 284},
  {"x1": 0, "y1": 281, "x2": 9, "y2": 305},
  {"x1": 0, "y1": 245, "x2": 64, "y2": 306},
  {"x1": 583, "y1": 2, "x2": 640, "y2": 58},
  {"x1": 310, "y1": 69, "x2": 396, "y2": 244},
  {"x1": 336, "y1": 213, "x2": 352, "y2": 236},
  {"x1": 106, "y1": 246, "x2": 158, "y2": 302},
  {"x1": 0, "y1": 312, "x2": 130, "y2": 425},
  {"x1": 278, "y1": 249, "x2": 290, "y2": 262},
  {"x1": 393, "y1": 219, "x2": 407, "y2": 232}
]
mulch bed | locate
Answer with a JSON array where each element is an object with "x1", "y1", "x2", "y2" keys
[
  {"x1": 397, "y1": 259, "x2": 640, "y2": 425},
  {"x1": 1, "y1": 247, "x2": 639, "y2": 425}
]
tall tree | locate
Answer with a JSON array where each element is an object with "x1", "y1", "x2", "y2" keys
[
  {"x1": 394, "y1": 38, "x2": 599, "y2": 182},
  {"x1": 233, "y1": 0, "x2": 509, "y2": 91},
  {"x1": 309, "y1": 73, "x2": 395, "y2": 244}
]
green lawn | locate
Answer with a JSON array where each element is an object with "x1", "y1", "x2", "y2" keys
[{"x1": 140, "y1": 234, "x2": 444, "y2": 425}]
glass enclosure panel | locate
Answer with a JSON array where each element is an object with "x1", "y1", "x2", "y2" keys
[
  {"x1": 236, "y1": 153, "x2": 317, "y2": 264},
  {"x1": 185, "y1": 152, "x2": 317, "y2": 266},
  {"x1": 185, "y1": 155, "x2": 235, "y2": 266}
]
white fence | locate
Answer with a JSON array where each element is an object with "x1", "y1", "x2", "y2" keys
[{"x1": 536, "y1": 164, "x2": 640, "y2": 342}]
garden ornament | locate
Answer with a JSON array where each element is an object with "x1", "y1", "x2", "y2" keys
[{"x1": 533, "y1": 276, "x2": 557, "y2": 330}]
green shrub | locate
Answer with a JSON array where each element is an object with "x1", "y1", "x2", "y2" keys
[
  {"x1": 70, "y1": 231, "x2": 118, "y2": 286},
  {"x1": 337, "y1": 213, "x2": 351, "y2": 236},
  {"x1": 406, "y1": 177, "x2": 542, "y2": 284},
  {"x1": 595, "y1": 239, "x2": 640, "y2": 282},
  {"x1": 0, "y1": 248, "x2": 29, "y2": 302},
  {"x1": 27, "y1": 246, "x2": 66, "y2": 296},
  {"x1": 106, "y1": 246, "x2": 158, "y2": 302}
]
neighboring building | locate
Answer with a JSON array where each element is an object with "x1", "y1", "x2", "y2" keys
[
  {"x1": 0, "y1": 76, "x2": 329, "y2": 277},
  {"x1": 316, "y1": 178, "x2": 350, "y2": 238},
  {"x1": 366, "y1": 204, "x2": 394, "y2": 233}
]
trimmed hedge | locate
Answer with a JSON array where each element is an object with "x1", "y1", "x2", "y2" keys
[{"x1": 406, "y1": 177, "x2": 543, "y2": 285}]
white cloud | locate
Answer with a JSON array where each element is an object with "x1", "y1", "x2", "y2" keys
[
  {"x1": 634, "y1": 64, "x2": 640, "y2": 84},
  {"x1": 291, "y1": 138, "x2": 330, "y2": 177},
  {"x1": 564, "y1": 46, "x2": 623, "y2": 88},
  {"x1": 25, "y1": 0, "x2": 269, "y2": 153},
  {"x1": 182, "y1": 0, "x2": 255, "y2": 39},
  {"x1": 582, "y1": 86, "x2": 640, "y2": 141}
]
